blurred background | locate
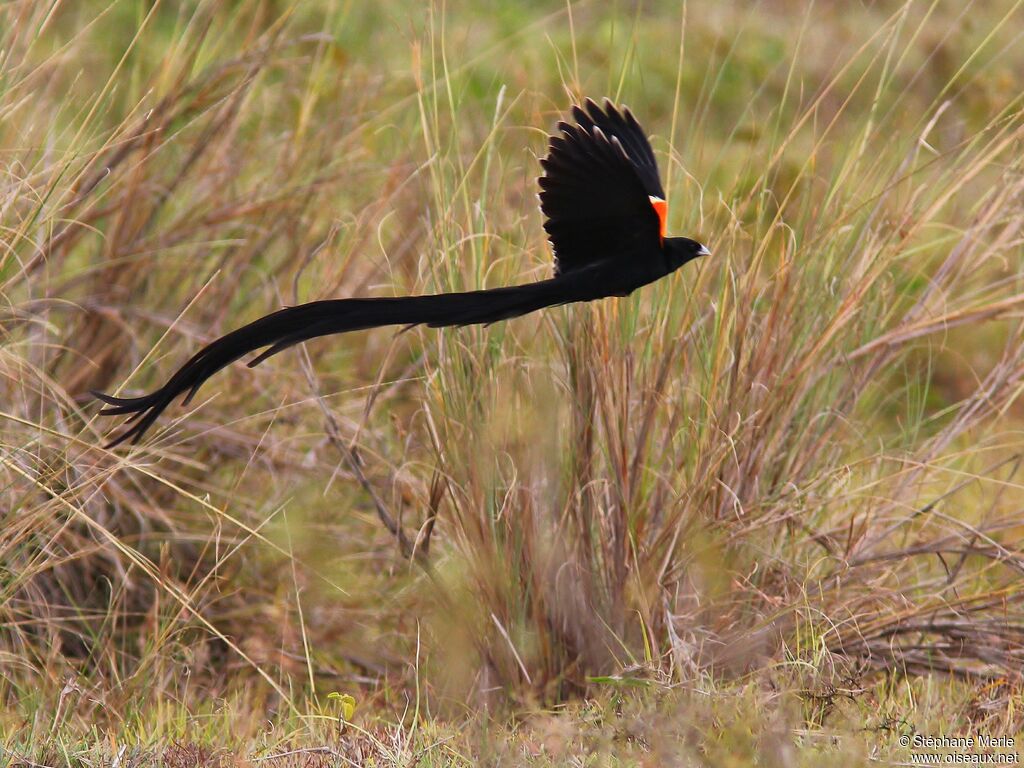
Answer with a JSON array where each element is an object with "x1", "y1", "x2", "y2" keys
[{"x1": 2, "y1": 0, "x2": 1023, "y2": 761}]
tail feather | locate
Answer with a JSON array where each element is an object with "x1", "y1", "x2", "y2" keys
[{"x1": 95, "y1": 277, "x2": 582, "y2": 447}]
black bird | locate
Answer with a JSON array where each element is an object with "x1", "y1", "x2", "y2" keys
[{"x1": 94, "y1": 98, "x2": 710, "y2": 447}]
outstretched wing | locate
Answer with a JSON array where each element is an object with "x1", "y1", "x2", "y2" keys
[{"x1": 539, "y1": 98, "x2": 667, "y2": 277}]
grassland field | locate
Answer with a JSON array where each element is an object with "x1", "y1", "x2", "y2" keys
[{"x1": 2, "y1": 0, "x2": 1024, "y2": 764}]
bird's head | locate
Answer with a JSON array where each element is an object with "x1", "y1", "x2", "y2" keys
[{"x1": 664, "y1": 237, "x2": 711, "y2": 271}]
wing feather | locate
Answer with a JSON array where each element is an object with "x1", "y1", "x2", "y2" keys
[{"x1": 539, "y1": 98, "x2": 666, "y2": 276}]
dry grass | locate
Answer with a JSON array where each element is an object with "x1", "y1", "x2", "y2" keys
[{"x1": 2, "y1": 0, "x2": 1024, "y2": 762}]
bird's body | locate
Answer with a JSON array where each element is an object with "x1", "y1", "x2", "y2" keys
[{"x1": 95, "y1": 99, "x2": 709, "y2": 446}]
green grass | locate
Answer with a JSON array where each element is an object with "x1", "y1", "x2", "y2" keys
[{"x1": 2, "y1": 0, "x2": 1024, "y2": 763}]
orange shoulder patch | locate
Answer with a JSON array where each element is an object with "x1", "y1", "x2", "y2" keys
[{"x1": 649, "y1": 196, "x2": 667, "y2": 243}]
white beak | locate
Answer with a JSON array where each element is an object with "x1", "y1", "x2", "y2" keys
[{"x1": 697, "y1": 244, "x2": 712, "y2": 257}]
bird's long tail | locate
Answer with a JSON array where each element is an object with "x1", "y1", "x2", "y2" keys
[{"x1": 93, "y1": 277, "x2": 582, "y2": 447}]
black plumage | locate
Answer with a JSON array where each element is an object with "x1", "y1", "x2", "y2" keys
[{"x1": 95, "y1": 98, "x2": 709, "y2": 447}]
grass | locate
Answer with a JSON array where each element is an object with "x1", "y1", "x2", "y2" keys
[{"x1": 2, "y1": 0, "x2": 1024, "y2": 763}]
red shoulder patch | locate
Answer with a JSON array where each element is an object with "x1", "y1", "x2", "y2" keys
[{"x1": 649, "y1": 196, "x2": 667, "y2": 243}]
